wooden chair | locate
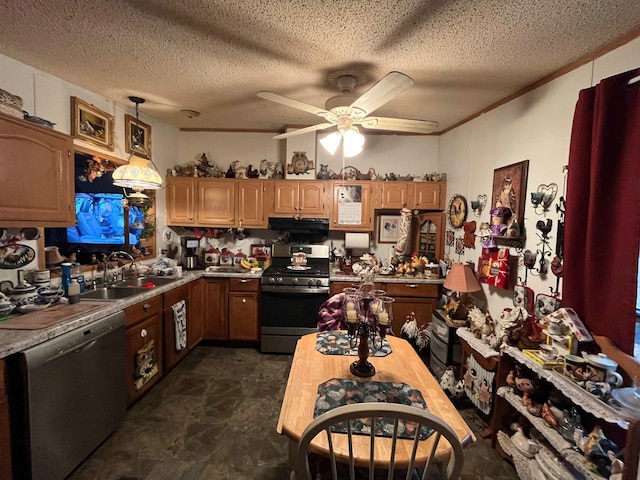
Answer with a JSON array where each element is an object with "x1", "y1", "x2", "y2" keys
[{"x1": 295, "y1": 402, "x2": 464, "y2": 480}]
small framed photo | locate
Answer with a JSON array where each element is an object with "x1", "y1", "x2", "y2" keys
[
  {"x1": 71, "y1": 97, "x2": 114, "y2": 150},
  {"x1": 377, "y1": 215, "x2": 400, "y2": 244},
  {"x1": 125, "y1": 114, "x2": 151, "y2": 158},
  {"x1": 250, "y1": 244, "x2": 271, "y2": 257}
]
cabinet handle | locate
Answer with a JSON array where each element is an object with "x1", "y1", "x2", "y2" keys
[
  {"x1": 141, "y1": 328, "x2": 147, "y2": 338},
  {"x1": 242, "y1": 298, "x2": 246, "y2": 303},
  {"x1": 143, "y1": 303, "x2": 151, "y2": 311},
  {"x1": 407, "y1": 284, "x2": 417, "y2": 288},
  {"x1": 239, "y1": 279, "x2": 250, "y2": 283}
]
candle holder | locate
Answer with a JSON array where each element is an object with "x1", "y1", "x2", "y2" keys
[{"x1": 344, "y1": 281, "x2": 390, "y2": 377}]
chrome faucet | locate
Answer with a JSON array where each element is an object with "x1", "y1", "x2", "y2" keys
[{"x1": 109, "y1": 251, "x2": 138, "y2": 280}]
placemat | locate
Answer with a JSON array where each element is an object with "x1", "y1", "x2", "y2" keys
[
  {"x1": 315, "y1": 331, "x2": 392, "y2": 357},
  {"x1": 314, "y1": 378, "x2": 433, "y2": 440},
  {"x1": 0, "y1": 302, "x2": 111, "y2": 330}
]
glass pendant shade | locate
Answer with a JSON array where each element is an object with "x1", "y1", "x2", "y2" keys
[
  {"x1": 112, "y1": 153, "x2": 162, "y2": 190},
  {"x1": 320, "y1": 128, "x2": 365, "y2": 157},
  {"x1": 320, "y1": 132, "x2": 341, "y2": 155}
]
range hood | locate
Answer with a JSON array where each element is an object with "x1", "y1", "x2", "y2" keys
[{"x1": 268, "y1": 217, "x2": 329, "y2": 234}]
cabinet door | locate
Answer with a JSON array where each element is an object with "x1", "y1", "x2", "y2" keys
[
  {"x1": 380, "y1": 182, "x2": 408, "y2": 209},
  {"x1": 126, "y1": 312, "x2": 163, "y2": 406},
  {"x1": 196, "y1": 179, "x2": 236, "y2": 226},
  {"x1": 166, "y1": 177, "x2": 195, "y2": 225},
  {"x1": 188, "y1": 279, "x2": 204, "y2": 349},
  {"x1": 329, "y1": 181, "x2": 373, "y2": 231},
  {"x1": 0, "y1": 113, "x2": 74, "y2": 227},
  {"x1": 298, "y1": 181, "x2": 326, "y2": 217},
  {"x1": 411, "y1": 212, "x2": 445, "y2": 263},
  {"x1": 237, "y1": 180, "x2": 266, "y2": 228},
  {"x1": 409, "y1": 182, "x2": 445, "y2": 210},
  {"x1": 228, "y1": 292, "x2": 259, "y2": 341},
  {"x1": 164, "y1": 284, "x2": 190, "y2": 372},
  {"x1": 391, "y1": 297, "x2": 437, "y2": 338},
  {"x1": 273, "y1": 181, "x2": 298, "y2": 216},
  {"x1": 0, "y1": 360, "x2": 12, "y2": 480},
  {"x1": 203, "y1": 278, "x2": 229, "y2": 340}
]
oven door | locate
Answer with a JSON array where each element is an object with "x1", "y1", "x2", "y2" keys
[{"x1": 260, "y1": 285, "x2": 329, "y2": 353}]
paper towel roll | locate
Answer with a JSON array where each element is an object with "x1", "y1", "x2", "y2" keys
[{"x1": 344, "y1": 233, "x2": 369, "y2": 249}]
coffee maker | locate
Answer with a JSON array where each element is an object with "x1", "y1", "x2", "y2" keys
[{"x1": 181, "y1": 236, "x2": 199, "y2": 270}]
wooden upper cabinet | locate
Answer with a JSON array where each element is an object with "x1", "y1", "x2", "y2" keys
[
  {"x1": 329, "y1": 181, "x2": 373, "y2": 231},
  {"x1": 0, "y1": 112, "x2": 74, "y2": 227},
  {"x1": 166, "y1": 177, "x2": 195, "y2": 225},
  {"x1": 273, "y1": 180, "x2": 326, "y2": 218},
  {"x1": 196, "y1": 179, "x2": 236, "y2": 226},
  {"x1": 237, "y1": 180, "x2": 267, "y2": 228},
  {"x1": 378, "y1": 182, "x2": 409, "y2": 209},
  {"x1": 408, "y1": 182, "x2": 446, "y2": 210}
]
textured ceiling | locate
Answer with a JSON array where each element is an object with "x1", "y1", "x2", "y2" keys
[{"x1": 0, "y1": 0, "x2": 639, "y2": 133}]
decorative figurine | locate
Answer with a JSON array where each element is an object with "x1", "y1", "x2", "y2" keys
[
  {"x1": 316, "y1": 164, "x2": 331, "y2": 179},
  {"x1": 246, "y1": 164, "x2": 259, "y2": 178}
]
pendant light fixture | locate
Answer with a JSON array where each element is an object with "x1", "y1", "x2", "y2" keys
[{"x1": 112, "y1": 96, "x2": 162, "y2": 195}]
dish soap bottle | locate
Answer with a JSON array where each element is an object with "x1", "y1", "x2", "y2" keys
[{"x1": 68, "y1": 278, "x2": 81, "y2": 304}]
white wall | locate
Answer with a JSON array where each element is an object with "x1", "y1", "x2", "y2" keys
[
  {"x1": 0, "y1": 52, "x2": 179, "y2": 286},
  {"x1": 439, "y1": 36, "x2": 640, "y2": 316}
]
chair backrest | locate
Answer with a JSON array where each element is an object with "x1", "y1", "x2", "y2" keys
[{"x1": 295, "y1": 402, "x2": 464, "y2": 480}]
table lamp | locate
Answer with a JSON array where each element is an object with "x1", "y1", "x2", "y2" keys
[{"x1": 443, "y1": 263, "x2": 481, "y2": 320}]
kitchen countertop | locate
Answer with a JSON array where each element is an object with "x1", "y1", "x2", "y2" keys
[
  {"x1": 0, "y1": 267, "x2": 443, "y2": 359},
  {"x1": 0, "y1": 270, "x2": 215, "y2": 359},
  {"x1": 330, "y1": 272, "x2": 445, "y2": 284}
]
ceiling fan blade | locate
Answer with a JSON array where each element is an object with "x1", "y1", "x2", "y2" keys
[
  {"x1": 272, "y1": 123, "x2": 334, "y2": 139},
  {"x1": 349, "y1": 71, "x2": 414, "y2": 116},
  {"x1": 360, "y1": 116, "x2": 439, "y2": 134},
  {"x1": 257, "y1": 91, "x2": 330, "y2": 117}
]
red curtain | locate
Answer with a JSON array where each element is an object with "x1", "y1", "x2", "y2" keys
[{"x1": 563, "y1": 68, "x2": 640, "y2": 354}]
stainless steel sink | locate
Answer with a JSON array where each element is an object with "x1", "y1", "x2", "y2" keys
[
  {"x1": 117, "y1": 275, "x2": 178, "y2": 287},
  {"x1": 80, "y1": 287, "x2": 147, "y2": 302}
]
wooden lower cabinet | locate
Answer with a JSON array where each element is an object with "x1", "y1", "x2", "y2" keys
[
  {"x1": 228, "y1": 278, "x2": 260, "y2": 341},
  {"x1": 0, "y1": 359, "x2": 11, "y2": 480},
  {"x1": 163, "y1": 284, "x2": 190, "y2": 372},
  {"x1": 203, "y1": 278, "x2": 229, "y2": 340},
  {"x1": 188, "y1": 278, "x2": 205, "y2": 347},
  {"x1": 384, "y1": 283, "x2": 439, "y2": 335},
  {"x1": 125, "y1": 295, "x2": 164, "y2": 407}
]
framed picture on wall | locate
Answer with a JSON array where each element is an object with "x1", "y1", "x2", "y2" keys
[
  {"x1": 70, "y1": 97, "x2": 115, "y2": 151},
  {"x1": 378, "y1": 215, "x2": 400, "y2": 244},
  {"x1": 491, "y1": 160, "x2": 529, "y2": 229},
  {"x1": 125, "y1": 114, "x2": 151, "y2": 159}
]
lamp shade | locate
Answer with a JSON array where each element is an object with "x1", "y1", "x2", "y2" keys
[
  {"x1": 319, "y1": 132, "x2": 341, "y2": 155},
  {"x1": 112, "y1": 154, "x2": 162, "y2": 190},
  {"x1": 443, "y1": 263, "x2": 481, "y2": 293}
]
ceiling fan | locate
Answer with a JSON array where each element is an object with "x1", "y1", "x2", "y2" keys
[{"x1": 257, "y1": 71, "x2": 439, "y2": 156}]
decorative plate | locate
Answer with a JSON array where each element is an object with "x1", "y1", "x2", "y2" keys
[
  {"x1": 0, "y1": 243, "x2": 35, "y2": 269},
  {"x1": 161, "y1": 228, "x2": 176, "y2": 245}
]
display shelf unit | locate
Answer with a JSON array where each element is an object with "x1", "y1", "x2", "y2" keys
[{"x1": 502, "y1": 346, "x2": 633, "y2": 427}]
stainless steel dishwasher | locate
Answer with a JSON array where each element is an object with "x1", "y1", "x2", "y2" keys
[{"x1": 12, "y1": 311, "x2": 126, "y2": 480}]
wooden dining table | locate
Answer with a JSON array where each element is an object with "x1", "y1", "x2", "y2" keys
[{"x1": 277, "y1": 332, "x2": 476, "y2": 470}]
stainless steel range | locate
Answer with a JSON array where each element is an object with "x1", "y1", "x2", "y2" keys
[{"x1": 260, "y1": 244, "x2": 330, "y2": 353}]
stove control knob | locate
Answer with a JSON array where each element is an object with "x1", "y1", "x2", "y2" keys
[
  {"x1": 315, "y1": 279, "x2": 323, "y2": 287},
  {"x1": 307, "y1": 279, "x2": 314, "y2": 287},
  {"x1": 292, "y1": 277, "x2": 299, "y2": 285},
  {"x1": 268, "y1": 277, "x2": 276, "y2": 284},
  {"x1": 276, "y1": 277, "x2": 283, "y2": 284}
]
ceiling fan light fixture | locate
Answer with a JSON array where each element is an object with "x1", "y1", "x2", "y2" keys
[{"x1": 320, "y1": 131, "x2": 341, "y2": 155}]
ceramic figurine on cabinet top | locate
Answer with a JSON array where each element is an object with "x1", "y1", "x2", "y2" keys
[{"x1": 316, "y1": 164, "x2": 331, "y2": 179}]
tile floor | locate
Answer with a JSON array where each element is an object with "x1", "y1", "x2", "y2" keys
[{"x1": 68, "y1": 346, "x2": 519, "y2": 480}]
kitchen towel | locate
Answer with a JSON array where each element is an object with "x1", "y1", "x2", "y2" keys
[{"x1": 172, "y1": 300, "x2": 187, "y2": 351}]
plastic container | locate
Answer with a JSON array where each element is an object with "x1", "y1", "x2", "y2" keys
[
  {"x1": 61, "y1": 262, "x2": 72, "y2": 297},
  {"x1": 68, "y1": 278, "x2": 80, "y2": 304}
]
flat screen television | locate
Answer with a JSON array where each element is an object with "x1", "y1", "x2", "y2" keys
[{"x1": 44, "y1": 152, "x2": 146, "y2": 264}]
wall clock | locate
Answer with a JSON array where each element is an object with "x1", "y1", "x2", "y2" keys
[{"x1": 448, "y1": 194, "x2": 468, "y2": 228}]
